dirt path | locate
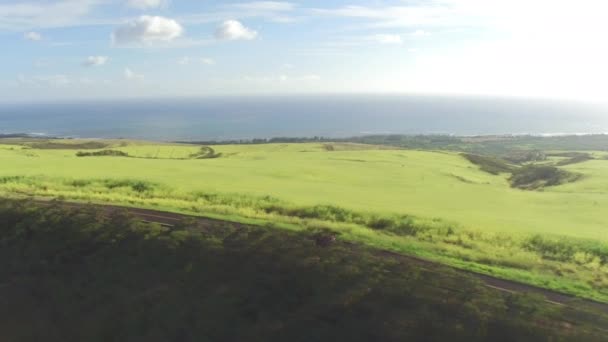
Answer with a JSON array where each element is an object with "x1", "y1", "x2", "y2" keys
[{"x1": 32, "y1": 199, "x2": 608, "y2": 314}]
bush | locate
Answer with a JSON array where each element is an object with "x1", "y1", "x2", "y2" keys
[
  {"x1": 76, "y1": 150, "x2": 129, "y2": 157},
  {"x1": 190, "y1": 146, "x2": 222, "y2": 159},
  {"x1": 502, "y1": 150, "x2": 546, "y2": 164},
  {"x1": 524, "y1": 234, "x2": 608, "y2": 264},
  {"x1": 103, "y1": 179, "x2": 156, "y2": 193},
  {"x1": 461, "y1": 153, "x2": 515, "y2": 175},
  {"x1": 510, "y1": 165, "x2": 580, "y2": 190},
  {"x1": 31, "y1": 141, "x2": 109, "y2": 149}
]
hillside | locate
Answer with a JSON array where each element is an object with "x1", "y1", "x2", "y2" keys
[
  {"x1": 0, "y1": 200, "x2": 606, "y2": 341},
  {"x1": 1, "y1": 138, "x2": 608, "y2": 302}
]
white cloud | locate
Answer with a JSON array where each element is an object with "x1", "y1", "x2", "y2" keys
[
  {"x1": 296, "y1": 74, "x2": 321, "y2": 81},
  {"x1": 178, "y1": 57, "x2": 215, "y2": 65},
  {"x1": 83, "y1": 56, "x2": 108, "y2": 67},
  {"x1": 215, "y1": 20, "x2": 258, "y2": 41},
  {"x1": 411, "y1": 29, "x2": 430, "y2": 37},
  {"x1": 112, "y1": 16, "x2": 183, "y2": 46},
  {"x1": 24, "y1": 31, "x2": 42, "y2": 41},
  {"x1": 231, "y1": 2, "x2": 295, "y2": 12},
  {"x1": 127, "y1": 0, "x2": 168, "y2": 10},
  {"x1": 176, "y1": 1, "x2": 297, "y2": 26},
  {"x1": 372, "y1": 34, "x2": 402, "y2": 44},
  {"x1": 312, "y1": 0, "x2": 608, "y2": 100},
  {"x1": 314, "y1": 0, "x2": 608, "y2": 34},
  {"x1": 124, "y1": 68, "x2": 144, "y2": 80},
  {"x1": 201, "y1": 58, "x2": 215, "y2": 65},
  {"x1": 0, "y1": 0, "x2": 103, "y2": 31},
  {"x1": 229, "y1": 2, "x2": 297, "y2": 23}
]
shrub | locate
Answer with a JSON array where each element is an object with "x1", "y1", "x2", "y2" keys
[
  {"x1": 31, "y1": 141, "x2": 108, "y2": 149},
  {"x1": 76, "y1": 150, "x2": 129, "y2": 157},
  {"x1": 510, "y1": 165, "x2": 580, "y2": 190},
  {"x1": 461, "y1": 153, "x2": 515, "y2": 175},
  {"x1": 102, "y1": 179, "x2": 156, "y2": 193},
  {"x1": 190, "y1": 146, "x2": 222, "y2": 159},
  {"x1": 502, "y1": 150, "x2": 546, "y2": 164}
]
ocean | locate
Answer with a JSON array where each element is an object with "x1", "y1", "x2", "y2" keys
[{"x1": 0, "y1": 95, "x2": 607, "y2": 141}]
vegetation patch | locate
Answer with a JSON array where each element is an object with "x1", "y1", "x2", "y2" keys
[
  {"x1": 323, "y1": 143, "x2": 335, "y2": 151},
  {"x1": 189, "y1": 146, "x2": 222, "y2": 159},
  {"x1": 75, "y1": 146, "x2": 221, "y2": 160},
  {"x1": 510, "y1": 165, "x2": 581, "y2": 190},
  {"x1": 548, "y1": 152, "x2": 594, "y2": 166},
  {"x1": 461, "y1": 151, "x2": 583, "y2": 190},
  {"x1": 524, "y1": 234, "x2": 608, "y2": 264},
  {"x1": 447, "y1": 173, "x2": 475, "y2": 184},
  {"x1": 102, "y1": 179, "x2": 157, "y2": 193},
  {"x1": 76, "y1": 150, "x2": 130, "y2": 157},
  {"x1": 461, "y1": 153, "x2": 515, "y2": 174},
  {"x1": 30, "y1": 141, "x2": 109, "y2": 149},
  {"x1": 502, "y1": 150, "x2": 547, "y2": 164}
]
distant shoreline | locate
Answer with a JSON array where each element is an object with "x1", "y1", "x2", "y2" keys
[{"x1": 3, "y1": 132, "x2": 608, "y2": 144}]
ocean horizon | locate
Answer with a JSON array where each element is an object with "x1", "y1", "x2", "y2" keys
[{"x1": 1, "y1": 95, "x2": 607, "y2": 141}]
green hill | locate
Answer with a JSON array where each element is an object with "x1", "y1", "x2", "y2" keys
[
  {"x1": 1, "y1": 200, "x2": 606, "y2": 341},
  {"x1": 1, "y1": 139, "x2": 608, "y2": 302}
]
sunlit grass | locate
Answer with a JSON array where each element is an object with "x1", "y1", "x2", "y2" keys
[{"x1": 1, "y1": 139, "x2": 608, "y2": 301}]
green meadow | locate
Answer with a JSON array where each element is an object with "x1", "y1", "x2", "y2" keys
[{"x1": 2, "y1": 138, "x2": 608, "y2": 301}]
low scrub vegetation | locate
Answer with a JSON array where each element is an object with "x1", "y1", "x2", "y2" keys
[
  {"x1": 461, "y1": 153, "x2": 515, "y2": 174},
  {"x1": 30, "y1": 141, "x2": 109, "y2": 149},
  {"x1": 549, "y1": 152, "x2": 594, "y2": 166},
  {"x1": 76, "y1": 149, "x2": 130, "y2": 157},
  {"x1": 510, "y1": 165, "x2": 581, "y2": 190},
  {"x1": 189, "y1": 146, "x2": 222, "y2": 159},
  {"x1": 0, "y1": 200, "x2": 606, "y2": 341},
  {"x1": 462, "y1": 152, "x2": 584, "y2": 190},
  {"x1": 75, "y1": 146, "x2": 222, "y2": 160},
  {"x1": 502, "y1": 150, "x2": 547, "y2": 164}
]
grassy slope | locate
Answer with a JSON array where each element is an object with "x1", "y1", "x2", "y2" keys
[
  {"x1": 1, "y1": 200, "x2": 606, "y2": 342},
  {"x1": 1, "y1": 141, "x2": 607, "y2": 239},
  {"x1": 2, "y1": 140, "x2": 608, "y2": 301}
]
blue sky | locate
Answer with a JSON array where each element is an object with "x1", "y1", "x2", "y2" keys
[{"x1": 1, "y1": 0, "x2": 607, "y2": 102}]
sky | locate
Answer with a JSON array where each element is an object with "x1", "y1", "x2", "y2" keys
[{"x1": 1, "y1": 0, "x2": 607, "y2": 102}]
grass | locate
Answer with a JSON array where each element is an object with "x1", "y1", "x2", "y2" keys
[{"x1": 2, "y1": 138, "x2": 608, "y2": 301}]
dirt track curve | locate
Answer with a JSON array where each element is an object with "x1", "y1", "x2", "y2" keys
[{"x1": 33, "y1": 200, "x2": 608, "y2": 314}]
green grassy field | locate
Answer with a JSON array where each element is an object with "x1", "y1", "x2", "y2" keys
[{"x1": 2, "y1": 138, "x2": 608, "y2": 301}]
